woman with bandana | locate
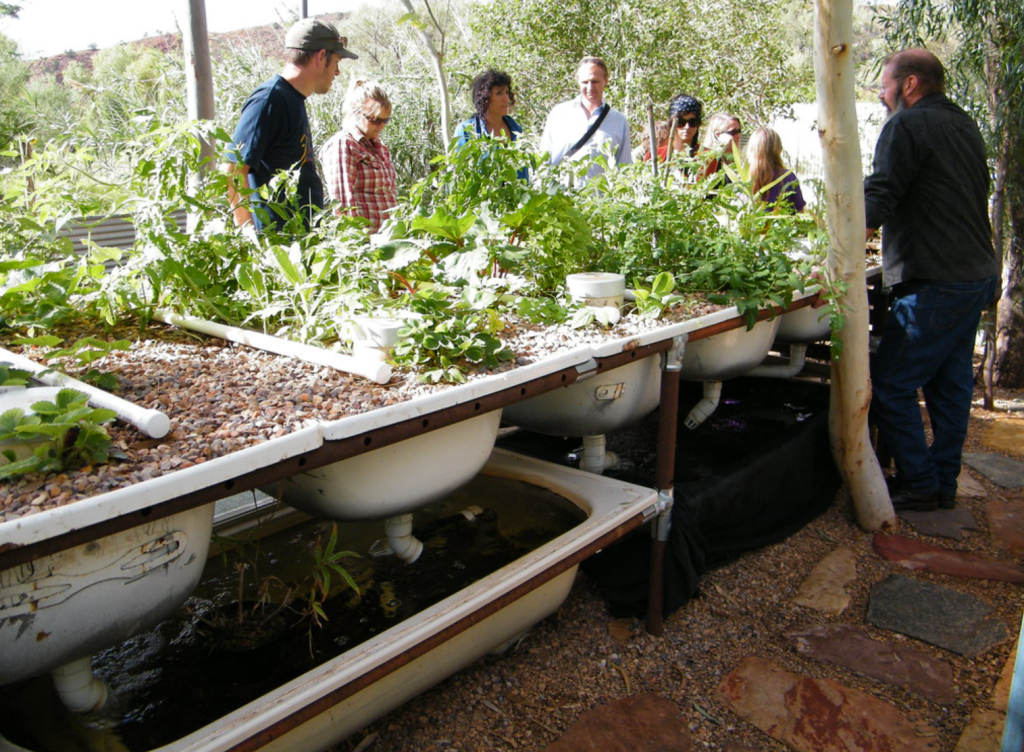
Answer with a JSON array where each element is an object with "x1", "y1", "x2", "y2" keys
[{"x1": 652, "y1": 94, "x2": 703, "y2": 161}]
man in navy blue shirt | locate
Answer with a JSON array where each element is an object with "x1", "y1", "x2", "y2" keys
[
  {"x1": 864, "y1": 49, "x2": 999, "y2": 511},
  {"x1": 223, "y1": 18, "x2": 357, "y2": 232}
]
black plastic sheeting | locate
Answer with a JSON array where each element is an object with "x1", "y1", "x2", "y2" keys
[{"x1": 498, "y1": 376, "x2": 841, "y2": 619}]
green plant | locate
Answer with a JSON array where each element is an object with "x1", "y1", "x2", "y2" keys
[
  {"x1": 12, "y1": 334, "x2": 131, "y2": 390},
  {"x1": 391, "y1": 288, "x2": 514, "y2": 383},
  {"x1": 0, "y1": 387, "x2": 116, "y2": 478},
  {"x1": 632, "y1": 271, "x2": 687, "y2": 319},
  {"x1": 0, "y1": 363, "x2": 31, "y2": 386},
  {"x1": 303, "y1": 522, "x2": 361, "y2": 629}
]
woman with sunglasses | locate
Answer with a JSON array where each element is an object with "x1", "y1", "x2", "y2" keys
[
  {"x1": 454, "y1": 69, "x2": 528, "y2": 180},
  {"x1": 321, "y1": 79, "x2": 397, "y2": 233},
  {"x1": 651, "y1": 94, "x2": 703, "y2": 162},
  {"x1": 701, "y1": 112, "x2": 743, "y2": 177}
]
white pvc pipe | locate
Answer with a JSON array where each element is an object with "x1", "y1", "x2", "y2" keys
[
  {"x1": 581, "y1": 434, "x2": 618, "y2": 475},
  {"x1": 748, "y1": 344, "x2": 808, "y2": 379},
  {"x1": 154, "y1": 310, "x2": 392, "y2": 385},
  {"x1": 384, "y1": 514, "x2": 424, "y2": 564},
  {"x1": 52, "y1": 656, "x2": 110, "y2": 714},
  {"x1": 0, "y1": 347, "x2": 172, "y2": 439},
  {"x1": 684, "y1": 381, "x2": 723, "y2": 430}
]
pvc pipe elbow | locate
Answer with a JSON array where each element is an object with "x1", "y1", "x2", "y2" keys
[
  {"x1": 684, "y1": 381, "x2": 723, "y2": 430},
  {"x1": 52, "y1": 657, "x2": 110, "y2": 714},
  {"x1": 384, "y1": 514, "x2": 424, "y2": 563},
  {"x1": 748, "y1": 344, "x2": 808, "y2": 379},
  {"x1": 581, "y1": 435, "x2": 618, "y2": 475}
]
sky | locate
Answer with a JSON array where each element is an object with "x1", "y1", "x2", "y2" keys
[{"x1": 1, "y1": 1, "x2": 362, "y2": 59}]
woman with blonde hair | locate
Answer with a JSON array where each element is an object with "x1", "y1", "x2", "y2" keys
[
  {"x1": 746, "y1": 126, "x2": 806, "y2": 212},
  {"x1": 321, "y1": 79, "x2": 398, "y2": 233},
  {"x1": 701, "y1": 112, "x2": 742, "y2": 177}
]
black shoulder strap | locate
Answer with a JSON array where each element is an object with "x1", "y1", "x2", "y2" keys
[{"x1": 565, "y1": 104, "x2": 609, "y2": 159}]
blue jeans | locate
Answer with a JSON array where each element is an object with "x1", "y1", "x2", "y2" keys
[{"x1": 871, "y1": 276, "x2": 998, "y2": 494}]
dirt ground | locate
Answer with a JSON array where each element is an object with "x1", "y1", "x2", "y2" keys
[{"x1": 329, "y1": 383, "x2": 1024, "y2": 752}]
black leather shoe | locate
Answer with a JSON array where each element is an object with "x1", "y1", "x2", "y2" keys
[
  {"x1": 890, "y1": 487, "x2": 939, "y2": 512},
  {"x1": 937, "y1": 488, "x2": 957, "y2": 509}
]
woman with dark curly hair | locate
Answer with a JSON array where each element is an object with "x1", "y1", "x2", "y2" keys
[{"x1": 454, "y1": 69, "x2": 523, "y2": 146}]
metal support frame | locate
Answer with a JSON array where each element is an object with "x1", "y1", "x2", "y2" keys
[{"x1": 646, "y1": 335, "x2": 686, "y2": 635}]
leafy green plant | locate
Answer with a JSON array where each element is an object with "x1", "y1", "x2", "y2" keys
[
  {"x1": 0, "y1": 363, "x2": 31, "y2": 387},
  {"x1": 391, "y1": 288, "x2": 514, "y2": 383},
  {"x1": 303, "y1": 522, "x2": 361, "y2": 629},
  {"x1": 632, "y1": 271, "x2": 687, "y2": 319},
  {"x1": 12, "y1": 334, "x2": 131, "y2": 390},
  {"x1": 0, "y1": 387, "x2": 116, "y2": 478}
]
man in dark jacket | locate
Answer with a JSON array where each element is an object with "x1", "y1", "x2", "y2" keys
[
  {"x1": 223, "y1": 18, "x2": 357, "y2": 232},
  {"x1": 864, "y1": 48, "x2": 999, "y2": 511}
]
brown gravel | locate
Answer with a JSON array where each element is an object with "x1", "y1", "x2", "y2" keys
[
  {"x1": 324, "y1": 384, "x2": 1024, "y2": 752},
  {"x1": 0, "y1": 300, "x2": 725, "y2": 522}
]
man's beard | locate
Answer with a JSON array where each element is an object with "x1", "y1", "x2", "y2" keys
[{"x1": 884, "y1": 85, "x2": 907, "y2": 119}]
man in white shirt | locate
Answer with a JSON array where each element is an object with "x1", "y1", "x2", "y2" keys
[{"x1": 540, "y1": 56, "x2": 631, "y2": 182}]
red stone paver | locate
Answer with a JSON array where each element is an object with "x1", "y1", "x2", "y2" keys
[
  {"x1": 718, "y1": 656, "x2": 941, "y2": 752},
  {"x1": 786, "y1": 623, "x2": 955, "y2": 705},
  {"x1": 988, "y1": 500, "x2": 1024, "y2": 556},
  {"x1": 874, "y1": 533, "x2": 1024, "y2": 582},
  {"x1": 540, "y1": 692, "x2": 690, "y2": 752}
]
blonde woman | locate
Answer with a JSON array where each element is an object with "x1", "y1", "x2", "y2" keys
[
  {"x1": 746, "y1": 126, "x2": 806, "y2": 212},
  {"x1": 321, "y1": 79, "x2": 397, "y2": 233},
  {"x1": 701, "y1": 112, "x2": 742, "y2": 177}
]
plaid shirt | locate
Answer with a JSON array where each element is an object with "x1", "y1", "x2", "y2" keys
[{"x1": 320, "y1": 127, "x2": 397, "y2": 233}]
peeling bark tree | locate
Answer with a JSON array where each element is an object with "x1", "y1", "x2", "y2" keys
[
  {"x1": 814, "y1": 0, "x2": 894, "y2": 531},
  {"x1": 397, "y1": 0, "x2": 451, "y2": 147}
]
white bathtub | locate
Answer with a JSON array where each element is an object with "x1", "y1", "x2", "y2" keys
[
  {"x1": 0, "y1": 504, "x2": 214, "y2": 686},
  {"x1": 680, "y1": 315, "x2": 782, "y2": 381},
  {"x1": 0, "y1": 448, "x2": 658, "y2": 752}
]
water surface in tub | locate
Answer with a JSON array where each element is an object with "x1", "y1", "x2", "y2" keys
[{"x1": 0, "y1": 476, "x2": 583, "y2": 752}]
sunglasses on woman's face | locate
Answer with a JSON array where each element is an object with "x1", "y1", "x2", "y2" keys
[
  {"x1": 721, "y1": 128, "x2": 742, "y2": 136},
  {"x1": 676, "y1": 117, "x2": 700, "y2": 128},
  {"x1": 362, "y1": 112, "x2": 391, "y2": 126}
]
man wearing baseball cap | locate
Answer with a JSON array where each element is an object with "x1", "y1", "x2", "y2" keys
[{"x1": 223, "y1": 18, "x2": 358, "y2": 232}]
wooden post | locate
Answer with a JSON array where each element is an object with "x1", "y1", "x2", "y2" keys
[{"x1": 813, "y1": 0, "x2": 894, "y2": 531}]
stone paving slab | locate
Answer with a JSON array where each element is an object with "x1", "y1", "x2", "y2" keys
[
  {"x1": 540, "y1": 692, "x2": 690, "y2": 752},
  {"x1": 988, "y1": 499, "x2": 1024, "y2": 556},
  {"x1": 898, "y1": 507, "x2": 980, "y2": 541},
  {"x1": 953, "y1": 708, "x2": 1006, "y2": 752},
  {"x1": 956, "y1": 467, "x2": 988, "y2": 498},
  {"x1": 982, "y1": 419, "x2": 1024, "y2": 459},
  {"x1": 867, "y1": 574, "x2": 1010, "y2": 657},
  {"x1": 873, "y1": 533, "x2": 1024, "y2": 582},
  {"x1": 786, "y1": 623, "x2": 955, "y2": 705},
  {"x1": 964, "y1": 452, "x2": 1024, "y2": 489},
  {"x1": 791, "y1": 546, "x2": 857, "y2": 615},
  {"x1": 718, "y1": 656, "x2": 940, "y2": 752}
]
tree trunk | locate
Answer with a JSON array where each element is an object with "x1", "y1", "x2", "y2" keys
[
  {"x1": 397, "y1": 0, "x2": 451, "y2": 148},
  {"x1": 995, "y1": 193, "x2": 1024, "y2": 388},
  {"x1": 814, "y1": 0, "x2": 894, "y2": 531}
]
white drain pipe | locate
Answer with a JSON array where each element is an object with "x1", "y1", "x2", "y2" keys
[
  {"x1": 0, "y1": 347, "x2": 171, "y2": 438},
  {"x1": 684, "y1": 381, "x2": 723, "y2": 430},
  {"x1": 154, "y1": 310, "x2": 391, "y2": 385},
  {"x1": 581, "y1": 434, "x2": 619, "y2": 475},
  {"x1": 748, "y1": 344, "x2": 809, "y2": 379},
  {"x1": 384, "y1": 514, "x2": 424, "y2": 564},
  {"x1": 52, "y1": 657, "x2": 110, "y2": 714}
]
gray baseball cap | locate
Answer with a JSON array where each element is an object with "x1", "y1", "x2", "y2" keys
[{"x1": 285, "y1": 18, "x2": 358, "y2": 59}]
